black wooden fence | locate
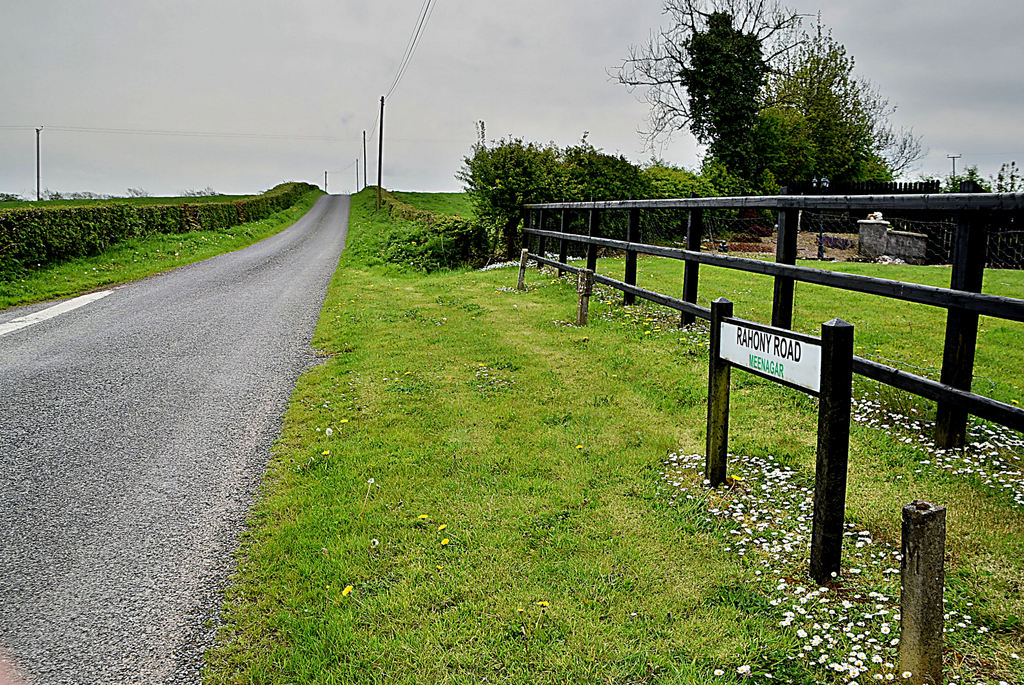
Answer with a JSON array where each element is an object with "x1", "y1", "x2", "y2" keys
[{"x1": 521, "y1": 192, "x2": 1024, "y2": 448}]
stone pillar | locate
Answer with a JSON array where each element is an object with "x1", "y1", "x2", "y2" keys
[
  {"x1": 899, "y1": 500, "x2": 946, "y2": 685},
  {"x1": 516, "y1": 248, "x2": 529, "y2": 291}
]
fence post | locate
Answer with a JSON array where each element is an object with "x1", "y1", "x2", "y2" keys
[
  {"x1": 681, "y1": 206, "x2": 703, "y2": 326},
  {"x1": 576, "y1": 268, "x2": 594, "y2": 326},
  {"x1": 516, "y1": 248, "x2": 529, "y2": 291},
  {"x1": 705, "y1": 298, "x2": 733, "y2": 487},
  {"x1": 624, "y1": 207, "x2": 639, "y2": 305},
  {"x1": 772, "y1": 208, "x2": 798, "y2": 329},
  {"x1": 810, "y1": 318, "x2": 854, "y2": 584},
  {"x1": 536, "y1": 209, "x2": 547, "y2": 271},
  {"x1": 935, "y1": 212, "x2": 987, "y2": 449},
  {"x1": 586, "y1": 208, "x2": 599, "y2": 274},
  {"x1": 899, "y1": 500, "x2": 946, "y2": 685},
  {"x1": 558, "y1": 209, "x2": 568, "y2": 277}
]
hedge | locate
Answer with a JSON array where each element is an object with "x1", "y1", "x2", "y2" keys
[
  {"x1": 0, "y1": 182, "x2": 319, "y2": 278},
  {"x1": 377, "y1": 190, "x2": 489, "y2": 271}
]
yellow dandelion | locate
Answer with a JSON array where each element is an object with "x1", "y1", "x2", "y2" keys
[
  {"x1": 418, "y1": 514, "x2": 429, "y2": 520},
  {"x1": 441, "y1": 538, "x2": 450, "y2": 545},
  {"x1": 340, "y1": 418, "x2": 349, "y2": 423},
  {"x1": 321, "y1": 449, "x2": 330, "y2": 456},
  {"x1": 438, "y1": 524, "x2": 447, "y2": 531},
  {"x1": 536, "y1": 601, "x2": 550, "y2": 607},
  {"x1": 436, "y1": 565, "x2": 442, "y2": 571},
  {"x1": 342, "y1": 585, "x2": 353, "y2": 597},
  {"x1": 729, "y1": 474, "x2": 743, "y2": 481},
  {"x1": 404, "y1": 371, "x2": 411, "y2": 375},
  {"x1": 576, "y1": 444, "x2": 584, "y2": 450}
]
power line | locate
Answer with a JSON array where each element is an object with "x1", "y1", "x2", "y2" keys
[
  {"x1": 0, "y1": 124, "x2": 343, "y2": 142},
  {"x1": 385, "y1": 0, "x2": 438, "y2": 100}
]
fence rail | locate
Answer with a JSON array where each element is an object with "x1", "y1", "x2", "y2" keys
[{"x1": 521, "y1": 191, "x2": 1024, "y2": 447}]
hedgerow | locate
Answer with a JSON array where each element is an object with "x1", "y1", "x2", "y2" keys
[
  {"x1": 376, "y1": 190, "x2": 489, "y2": 271},
  {"x1": 0, "y1": 182, "x2": 318, "y2": 279}
]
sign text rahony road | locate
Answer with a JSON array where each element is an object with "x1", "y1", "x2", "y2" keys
[{"x1": 719, "y1": 320, "x2": 822, "y2": 393}]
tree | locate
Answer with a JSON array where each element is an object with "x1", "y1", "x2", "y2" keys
[
  {"x1": 682, "y1": 12, "x2": 768, "y2": 179},
  {"x1": 992, "y1": 161, "x2": 1022, "y2": 192},
  {"x1": 762, "y1": 20, "x2": 923, "y2": 182},
  {"x1": 617, "y1": 0, "x2": 801, "y2": 146},
  {"x1": 561, "y1": 135, "x2": 648, "y2": 201}
]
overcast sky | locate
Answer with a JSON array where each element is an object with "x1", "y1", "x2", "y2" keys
[{"x1": 1, "y1": 1, "x2": 1021, "y2": 198}]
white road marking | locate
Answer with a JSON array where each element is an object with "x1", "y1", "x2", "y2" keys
[{"x1": 0, "y1": 290, "x2": 113, "y2": 337}]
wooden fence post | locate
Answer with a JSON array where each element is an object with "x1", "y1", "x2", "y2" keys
[
  {"x1": 772, "y1": 208, "x2": 798, "y2": 329},
  {"x1": 810, "y1": 318, "x2": 854, "y2": 583},
  {"x1": 576, "y1": 268, "x2": 594, "y2": 326},
  {"x1": 516, "y1": 248, "x2": 529, "y2": 291},
  {"x1": 558, "y1": 209, "x2": 568, "y2": 276},
  {"x1": 536, "y1": 209, "x2": 547, "y2": 270},
  {"x1": 681, "y1": 207, "x2": 702, "y2": 326},
  {"x1": 705, "y1": 298, "x2": 733, "y2": 487},
  {"x1": 586, "y1": 209, "x2": 599, "y2": 274},
  {"x1": 624, "y1": 207, "x2": 639, "y2": 305},
  {"x1": 935, "y1": 214, "x2": 987, "y2": 449},
  {"x1": 899, "y1": 500, "x2": 946, "y2": 685}
]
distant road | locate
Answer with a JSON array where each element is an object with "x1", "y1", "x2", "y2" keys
[{"x1": 0, "y1": 194, "x2": 349, "y2": 684}]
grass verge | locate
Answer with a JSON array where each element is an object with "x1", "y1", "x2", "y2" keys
[
  {"x1": 0, "y1": 189, "x2": 323, "y2": 310},
  {"x1": 205, "y1": 188, "x2": 1024, "y2": 684}
]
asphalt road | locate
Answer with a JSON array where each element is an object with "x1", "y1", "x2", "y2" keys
[{"x1": 0, "y1": 194, "x2": 349, "y2": 684}]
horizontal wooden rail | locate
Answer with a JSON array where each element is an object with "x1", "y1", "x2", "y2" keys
[
  {"x1": 526, "y1": 192, "x2": 1024, "y2": 213},
  {"x1": 526, "y1": 249, "x2": 1024, "y2": 435},
  {"x1": 852, "y1": 357, "x2": 1024, "y2": 433},
  {"x1": 522, "y1": 227, "x2": 1024, "y2": 323}
]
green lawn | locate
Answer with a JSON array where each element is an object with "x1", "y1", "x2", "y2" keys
[
  {"x1": 0, "y1": 189, "x2": 323, "y2": 310},
  {"x1": 205, "y1": 189, "x2": 1024, "y2": 684}
]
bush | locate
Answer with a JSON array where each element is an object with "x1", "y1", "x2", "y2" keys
[
  {"x1": 0, "y1": 182, "x2": 318, "y2": 279},
  {"x1": 377, "y1": 190, "x2": 489, "y2": 272}
]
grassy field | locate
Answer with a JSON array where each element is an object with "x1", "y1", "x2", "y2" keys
[
  {"x1": 0, "y1": 193, "x2": 251, "y2": 211},
  {"x1": 0, "y1": 189, "x2": 323, "y2": 311},
  {"x1": 205, "y1": 188, "x2": 1024, "y2": 684},
  {"x1": 391, "y1": 190, "x2": 475, "y2": 218}
]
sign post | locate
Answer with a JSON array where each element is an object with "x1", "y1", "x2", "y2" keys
[{"x1": 706, "y1": 303, "x2": 854, "y2": 581}]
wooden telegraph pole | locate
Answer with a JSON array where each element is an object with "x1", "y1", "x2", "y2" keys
[{"x1": 376, "y1": 96, "x2": 384, "y2": 209}]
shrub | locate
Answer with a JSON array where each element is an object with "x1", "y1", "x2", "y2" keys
[{"x1": 377, "y1": 190, "x2": 489, "y2": 272}]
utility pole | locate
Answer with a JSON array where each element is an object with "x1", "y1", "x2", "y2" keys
[
  {"x1": 356, "y1": 158, "x2": 359, "y2": 192},
  {"x1": 35, "y1": 126, "x2": 43, "y2": 201},
  {"x1": 324, "y1": 170, "x2": 328, "y2": 194},
  {"x1": 947, "y1": 154, "x2": 961, "y2": 184},
  {"x1": 362, "y1": 130, "x2": 367, "y2": 190},
  {"x1": 376, "y1": 96, "x2": 384, "y2": 209}
]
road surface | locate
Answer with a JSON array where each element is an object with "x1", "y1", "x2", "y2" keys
[{"x1": 0, "y1": 194, "x2": 349, "y2": 683}]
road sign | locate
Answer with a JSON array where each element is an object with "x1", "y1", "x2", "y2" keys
[{"x1": 719, "y1": 319, "x2": 822, "y2": 393}]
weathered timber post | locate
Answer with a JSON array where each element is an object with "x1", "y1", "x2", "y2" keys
[
  {"x1": 558, "y1": 209, "x2": 568, "y2": 276},
  {"x1": 624, "y1": 207, "x2": 639, "y2": 305},
  {"x1": 536, "y1": 209, "x2": 547, "y2": 271},
  {"x1": 772, "y1": 208, "x2": 799, "y2": 329},
  {"x1": 576, "y1": 268, "x2": 595, "y2": 326},
  {"x1": 899, "y1": 500, "x2": 946, "y2": 685},
  {"x1": 586, "y1": 209, "x2": 599, "y2": 273},
  {"x1": 681, "y1": 206, "x2": 702, "y2": 326},
  {"x1": 935, "y1": 212, "x2": 987, "y2": 449},
  {"x1": 516, "y1": 249, "x2": 529, "y2": 291},
  {"x1": 705, "y1": 298, "x2": 733, "y2": 487},
  {"x1": 809, "y1": 318, "x2": 854, "y2": 583}
]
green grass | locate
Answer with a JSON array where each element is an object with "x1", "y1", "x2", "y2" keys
[
  {"x1": 0, "y1": 189, "x2": 323, "y2": 310},
  {"x1": 391, "y1": 190, "x2": 476, "y2": 218},
  {"x1": 0, "y1": 193, "x2": 251, "y2": 211},
  {"x1": 205, "y1": 189, "x2": 1024, "y2": 684}
]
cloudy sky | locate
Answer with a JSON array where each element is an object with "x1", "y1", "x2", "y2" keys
[{"x1": 1, "y1": 0, "x2": 1021, "y2": 198}]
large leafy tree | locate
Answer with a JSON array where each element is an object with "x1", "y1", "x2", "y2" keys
[
  {"x1": 682, "y1": 12, "x2": 768, "y2": 180},
  {"x1": 761, "y1": 21, "x2": 922, "y2": 182},
  {"x1": 618, "y1": 0, "x2": 801, "y2": 148}
]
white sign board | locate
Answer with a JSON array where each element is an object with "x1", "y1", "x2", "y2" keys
[{"x1": 719, "y1": 321, "x2": 822, "y2": 393}]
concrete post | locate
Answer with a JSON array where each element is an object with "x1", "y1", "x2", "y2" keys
[
  {"x1": 576, "y1": 268, "x2": 594, "y2": 326},
  {"x1": 899, "y1": 500, "x2": 946, "y2": 685},
  {"x1": 516, "y1": 248, "x2": 529, "y2": 291}
]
